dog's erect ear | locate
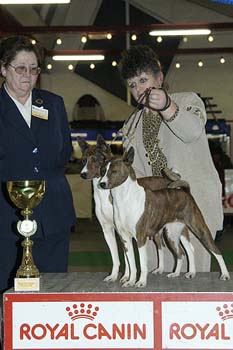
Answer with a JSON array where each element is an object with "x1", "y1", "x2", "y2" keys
[
  {"x1": 96, "y1": 134, "x2": 111, "y2": 153},
  {"x1": 77, "y1": 136, "x2": 89, "y2": 154},
  {"x1": 95, "y1": 149, "x2": 106, "y2": 163},
  {"x1": 123, "y1": 146, "x2": 134, "y2": 165},
  {"x1": 96, "y1": 134, "x2": 105, "y2": 144}
]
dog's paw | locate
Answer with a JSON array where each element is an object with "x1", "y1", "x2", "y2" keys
[
  {"x1": 220, "y1": 273, "x2": 230, "y2": 281},
  {"x1": 184, "y1": 272, "x2": 196, "y2": 279},
  {"x1": 151, "y1": 267, "x2": 164, "y2": 275},
  {"x1": 135, "y1": 280, "x2": 147, "y2": 288},
  {"x1": 167, "y1": 272, "x2": 180, "y2": 278},
  {"x1": 103, "y1": 274, "x2": 118, "y2": 283},
  {"x1": 120, "y1": 274, "x2": 130, "y2": 284},
  {"x1": 121, "y1": 280, "x2": 136, "y2": 288}
]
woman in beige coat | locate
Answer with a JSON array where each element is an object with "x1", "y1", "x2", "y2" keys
[{"x1": 119, "y1": 45, "x2": 223, "y2": 273}]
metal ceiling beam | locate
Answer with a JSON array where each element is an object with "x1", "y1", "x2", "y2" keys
[
  {"x1": 175, "y1": 47, "x2": 233, "y2": 54},
  {"x1": 1, "y1": 21, "x2": 233, "y2": 36},
  {"x1": 46, "y1": 47, "x2": 233, "y2": 57}
]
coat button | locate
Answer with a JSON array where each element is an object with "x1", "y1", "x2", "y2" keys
[
  {"x1": 145, "y1": 153, "x2": 148, "y2": 157},
  {"x1": 148, "y1": 161, "x2": 150, "y2": 165}
]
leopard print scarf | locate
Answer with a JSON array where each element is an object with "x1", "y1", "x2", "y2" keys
[{"x1": 142, "y1": 108, "x2": 167, "y2": 176}]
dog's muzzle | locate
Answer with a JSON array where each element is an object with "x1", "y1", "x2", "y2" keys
[{"x1": 80, "y1": 172, "x2": 87, "y2": 179}]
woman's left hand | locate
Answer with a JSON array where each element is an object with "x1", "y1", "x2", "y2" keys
[
  {"x1": 146, "y1": 87, "x2": 168, "y2": 111},
  {"x1": 145, "y1": 87, "x2": 178, "y2": 121}
]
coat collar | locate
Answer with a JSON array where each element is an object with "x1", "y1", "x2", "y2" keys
[{"x1": 0, "y1": 85, "x2": 48, "y2": 143}]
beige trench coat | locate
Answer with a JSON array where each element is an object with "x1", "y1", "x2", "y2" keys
[{"x1": 122, "y1": 92, "x2": 223, "y2": 272}]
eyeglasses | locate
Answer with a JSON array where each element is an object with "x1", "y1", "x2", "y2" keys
[{"x1": 8, "y1": 64, "x2": 41, "y2": 75}]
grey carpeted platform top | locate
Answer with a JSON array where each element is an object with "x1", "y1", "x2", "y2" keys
[{"x1": 4, "y1": 272, "x2": 233, "y2": 294}]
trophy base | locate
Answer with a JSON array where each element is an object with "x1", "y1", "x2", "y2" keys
[{"x1": 14, "y1": 277, "x2": 40, "y2": 292}]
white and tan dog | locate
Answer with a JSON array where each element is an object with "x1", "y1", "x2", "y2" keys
[
  {"x1": 77, "y1": 135, "x2": 121, "y2": 283},
  {"x1": 99, "y1": 146, "x2": 230, "y2": 287}
]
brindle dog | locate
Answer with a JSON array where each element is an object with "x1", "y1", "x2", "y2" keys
[{"x1": 99, "y1": 147, "x2": 230, "y2": 287}]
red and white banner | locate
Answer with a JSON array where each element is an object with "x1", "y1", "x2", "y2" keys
[
  {"x1": 12, "y1": 300, "x2": 154, "y2": 349},
  {"x1": 4, "y1": 292, "x2": 233, "y2": 350},
  {"x1": 162, "y1": 301, "x2": 233, "y2": 349}
]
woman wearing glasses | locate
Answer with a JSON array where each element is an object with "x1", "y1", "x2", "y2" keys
[{"x1": 0, "y1": 36, "x2": 76, "y2": 293}]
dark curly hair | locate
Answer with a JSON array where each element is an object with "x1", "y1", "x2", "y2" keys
[
  {"x1": 0, "y1": 35, "x2": 42, "y2": 69},
  {"x1": 118, "y1": 45, "x2": 162, "y2": 80}
]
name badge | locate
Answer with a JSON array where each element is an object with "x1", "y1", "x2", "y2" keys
[{"x1": 32, "y1": 105, "x2": 48, "y2": 120}]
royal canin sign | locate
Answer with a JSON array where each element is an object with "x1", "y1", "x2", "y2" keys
[
  {"x1": 6, "y1": 295, "x2": 154, "y2": 349},
  {"x1": 163, "y1": 301, "x2": 233, "y2": 348},
  {"x1": 4, "y1": 292, "x2": 233, "y2": 350}
]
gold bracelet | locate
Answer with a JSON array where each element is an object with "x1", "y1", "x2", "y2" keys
[{"x1": 166, "y1": 105, "x2": 179, "y2": 123}]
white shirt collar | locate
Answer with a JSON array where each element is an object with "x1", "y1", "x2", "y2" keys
[{"x1": 4, "y1": 84, "x2": 32, "y2": 127}]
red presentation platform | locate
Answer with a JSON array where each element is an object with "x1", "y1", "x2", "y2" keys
[{"x1": 3, "y1": 271, "x2": 233, "y2": 350}]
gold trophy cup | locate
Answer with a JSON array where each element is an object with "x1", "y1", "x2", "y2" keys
[{"x1": 7, "y1": 180, "x2": 46, "y2": 291}]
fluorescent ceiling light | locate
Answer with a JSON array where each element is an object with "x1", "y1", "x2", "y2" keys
[
  {"x1": 52, "y1": 55, "x2": 105, "y2": 61},
  {"x1": 149, "y1": 29, "x2": 211, "y2": 36},
  {"x1": 210, "y1": 0, "x2": 233, "y2": 3},
  {"x1": 0, "y1": 0, "x2": 70, "y2": 4}
]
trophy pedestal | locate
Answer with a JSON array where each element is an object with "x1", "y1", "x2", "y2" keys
[
  {"x1": 14, "y1": 277, "x2": 40, "y2": 292},
  {"x1": 14, "y1": 227, "x2": 41, "y2": 291}
]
